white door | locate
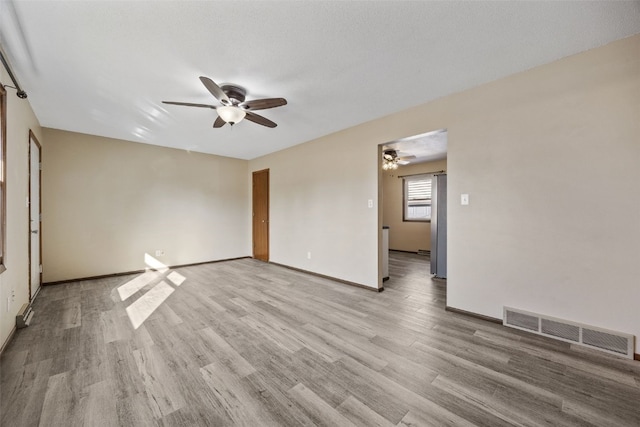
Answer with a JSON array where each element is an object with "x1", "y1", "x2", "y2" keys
[{"x1": 29, "y1": 134, "x2": 41, "y2": 300}]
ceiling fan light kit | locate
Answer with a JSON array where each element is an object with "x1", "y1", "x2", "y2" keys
[
  {"x1": 217, "y1": 106, "x2": 246, "y2": 125},
  {"x1": 162, "y1": 76, "x2": 287, "y2": 129},
  {"x1": 382, "y1": 148, "x2": 416, "y2": 170},
  {"x1": 382, "y1": 158, "x2": 399, "y2": 170},
  {"x1": 382, "y1": 149, "x2": 400, "y2": 170}
]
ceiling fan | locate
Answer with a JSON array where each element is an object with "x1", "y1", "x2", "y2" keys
[
  {"x1": 383, "y1": 149, "x2": 415, "y2": 166},
  {"x1": 163, "y1": 76, "x2": 287, "y2": 128}
]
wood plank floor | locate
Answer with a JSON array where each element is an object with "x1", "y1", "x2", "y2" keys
[{"x1": 1, "y1": 252, "x2": 639, "y2": 426}]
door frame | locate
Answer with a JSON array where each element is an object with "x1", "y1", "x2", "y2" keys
[
  {"x1": 28, "y1": 130, "x2": 42, "y2": 300},
  {"x1": 378, "y1": 129, "x2": 448, "y2": 288},
  {"x1": 252, "y1": 168, "x2": 269, "y2": 261}
]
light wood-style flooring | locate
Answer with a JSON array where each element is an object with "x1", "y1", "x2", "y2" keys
[{"x1": 1, "y1": 252, "x2": 639, "y2": 426}]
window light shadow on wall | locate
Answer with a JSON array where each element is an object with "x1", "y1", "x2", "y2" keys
[{"x1": 118, "y1": 253, "x2": 186, "y2": 329}]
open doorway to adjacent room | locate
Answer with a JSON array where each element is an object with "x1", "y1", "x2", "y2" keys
[{"x1": 379, "y1": 129, "x2": 447, "y2": 286}]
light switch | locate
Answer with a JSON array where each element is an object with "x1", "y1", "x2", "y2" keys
[{"x1": 461, "y1": 194, "x2": 469, "y2": 205}]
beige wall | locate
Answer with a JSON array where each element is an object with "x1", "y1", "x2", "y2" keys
[
  {"x1": 41, "y1": 129, "x2": 249, "y2": 282},
  {"x1": 0, "y1": 77, "x2": 43, "y2": 349},
  {"x1": 249, "y1": 129, "x2": 380, "y2": 288},
  {"x1": 251, "y1": 35, "x2": 640, "y2": 351},
  {"x1": 447, "y1": 34, "x2": 640, "y2": 347},
  {"x1": 382, "y1": 159, "x2": 447, "y2": 252}
]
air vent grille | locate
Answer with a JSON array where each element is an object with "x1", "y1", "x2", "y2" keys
[
  {"x1": 506, "y1": 310, "x2": 538, "y2": 331},
  {"x1": 541, "y1": 318, "x2": 580, "y2": 342},
  {"x1": 582, "y1": 328, "x2": 629, "y2": 355},
  {"x1": 504, "y1": 307, "x2": 634, "y2": 359}
]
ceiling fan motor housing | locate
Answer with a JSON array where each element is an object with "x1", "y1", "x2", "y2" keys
[
  {"x1": 383, "y1": 149, "x2": 398, "y2": 160},
  {"x1": 221, "y1": 84, "x2": 246, "y2": 104}
]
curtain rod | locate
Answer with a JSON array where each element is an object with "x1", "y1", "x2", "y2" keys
[
  {"x1": 397, "y1": 170, "x2": 446, "y2": 178},
  {"x1": 0, "y1": 44, "x2": 27, "y2": 99}
]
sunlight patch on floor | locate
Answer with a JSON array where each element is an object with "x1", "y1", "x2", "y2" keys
[
  {"x1": 117, "y1": 271, "x2": 159, "y2": 301},
  {"x1": 126, "y1": 281, "x2": 175, "y2": 329},
  {"x1": 167, "y1": 271, "x2": 186, "y2": 286},
  {"x1": 120, "y1": 253, "x2": 187, "y2": 329}
]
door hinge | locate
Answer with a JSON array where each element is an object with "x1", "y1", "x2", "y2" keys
[
  {"x1": 39, "y1": 265, "x2": 43, "y2": 273},
  {"x1": 39, "y1": 162, "x2": 42, "y2": 171}
]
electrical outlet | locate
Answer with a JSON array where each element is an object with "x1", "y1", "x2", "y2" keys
[{"x1": 155, "y1": 250, "x2": 165, "y2": 257}]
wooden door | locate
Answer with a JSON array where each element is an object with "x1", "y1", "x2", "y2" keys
[{"x1": 252, "y1": 169, "x2": 269, "y2": 261}]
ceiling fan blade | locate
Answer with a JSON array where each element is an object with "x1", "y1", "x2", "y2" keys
[
  {"x1": 245, "y1": 111, "x2": 277, "y2": 128},
  {"x1": 162, "y1": 101, "x2": 216, "y2": 109},
  {"x1": 199, "y1": 76, "x2": 230, "y2": 105},
  {"x1": 398, "y1": 155, "x2": 416, "y2": 160},
  {"x1": 213, "y1": 116, "x2": 226, "y2": 128},
  {"x1": 240, "y1": 98, "x2": 287, "y2": 111}
]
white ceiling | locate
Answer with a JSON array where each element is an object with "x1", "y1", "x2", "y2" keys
[
  {"x1": 383, "y1": 129, "x2": 448, "y2": 165},
  {"x1": 1, "y1": 1, "x2": 639, "y2": 160}
]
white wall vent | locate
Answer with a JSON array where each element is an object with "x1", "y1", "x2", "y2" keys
[{"x1": 503, "y1": 307, "x2": 635, "y2": 359}]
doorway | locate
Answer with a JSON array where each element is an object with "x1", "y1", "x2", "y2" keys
[
  {"x1": 252, "y1": 169, "x2": 269, "y2": 261},
  {"x1": 379, "y1": 129, "x2": 447, "y2": 281},
  {"x1": 28, "y1": 131, "x2": 42, "y2": 300}
]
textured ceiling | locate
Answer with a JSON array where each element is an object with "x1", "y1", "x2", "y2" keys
[
  {"x1": 383, "y1": 129, "x2": 448, "y2": 165},
  {"x1": 1, "y1": 1, "x2": 639, "y2": 160}
]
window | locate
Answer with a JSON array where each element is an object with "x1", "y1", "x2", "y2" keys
[
  {"x1": 403, "y1": 174, "x2": 432, "y2": 222},
  {"x1": 0, "y1": 84, "x2": 5, "y2": 273}
]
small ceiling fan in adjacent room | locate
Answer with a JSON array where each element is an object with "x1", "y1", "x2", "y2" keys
[
  {"x1": 163, "y1": 76, "x2": 287, "y2": 128},
  {"x1": 382, "y1": 149, "x2": 415, "y2": 170}
]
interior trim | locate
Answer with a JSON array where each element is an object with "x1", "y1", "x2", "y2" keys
[
  {"x1": 28, "y1": 130, "x2": 43, "y2": 301},
  {"x1": 31, "y1": 283, "x2": 42, "y2": 301},
  {"x1": 42, "y1": 256, "x2": 251, "y2": 286},
  {"x1": 0, "y1": 325, "x2": 16, "y2": 356},
  {"x1": 44, "y1": 258, "x2": 384, "y2": 292},
  {"x1": 269, "y1": 261, "x2": 383, "y2": 292},
  {"x1": 0, "y1": 84, "x2": 6, "y2": 274},
  {"x1": 445, "y1": 306, "x2": 503, "y2": 324}
]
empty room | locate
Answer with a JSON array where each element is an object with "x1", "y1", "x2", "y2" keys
[{"x1": 1, "y1": 1, "x2": 639, "y2": 426}]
